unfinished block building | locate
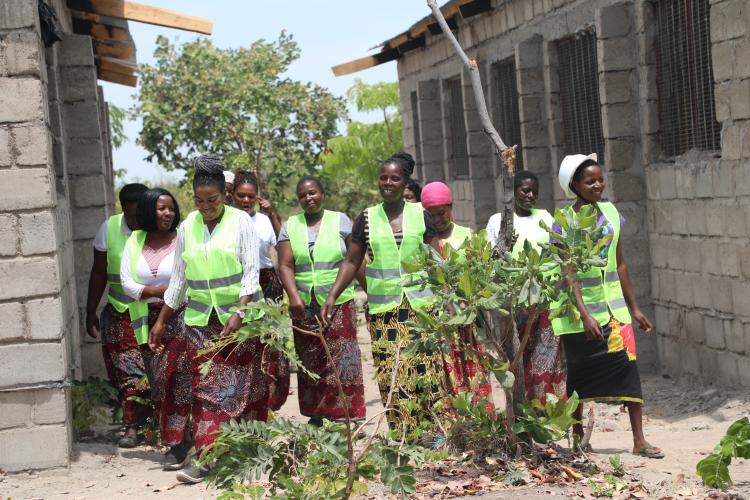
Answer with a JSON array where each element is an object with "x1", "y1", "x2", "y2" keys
[
  {"x1": 336, "y1": 0, "x2": 750, "y2": 388},
  {"x1": 0, "y1": 0, "x2": 209, "y2": 471}
]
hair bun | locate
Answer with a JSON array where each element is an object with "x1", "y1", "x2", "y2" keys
[
  {"x1": 388, "y1": 151, "x2": 415, "y2": 178},
  {"x1": 193, "y1": 154, "x2": 225, "y2": 177}
]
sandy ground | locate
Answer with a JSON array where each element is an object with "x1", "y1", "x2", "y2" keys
[{"x1": 2, "y1": 308, "x2": 749, "y2": 500}]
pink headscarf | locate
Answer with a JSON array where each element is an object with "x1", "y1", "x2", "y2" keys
[{"x1": 420, "y1": 181, "x2": 453, "y2": 208}]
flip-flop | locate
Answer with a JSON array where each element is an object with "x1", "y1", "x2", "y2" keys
[{"x1": 633, "y1": 445, "x2": 664, "y2": 459}]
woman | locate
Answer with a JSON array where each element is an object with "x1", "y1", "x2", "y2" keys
[
  {"x1": 86, "y1": 182, "x2": 149, "y2": 448},
  {"x1": 277, "y1": 176, "x2": 366, "y2": 424},
  {"x1": 485, "y1": 171, "x2": 565, "y2": 403},
  {"x1": 420, "y1": 181, "x2": 493, "y2": 410},
  {"x1": 120, "y1": 188, "x2": 192, "y2": 470},
  {"x1": 151, "y1": 154, "x2": 268, "y2": 484},
  {"x1": 233, "y1": 171, "x2": 289, "y2": 412},
  {"x1": 321, "y1": 152, "x2": 443, "y2": 430},
  {"x1": 553, "y1": 153, "x2": 662, "y2": 458},
  {"x1": 404, "y1": 178, "x2": 422, "y2": 203}
]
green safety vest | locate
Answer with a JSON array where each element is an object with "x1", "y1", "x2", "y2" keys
[
  {"x1": 366, "y1": 202, "x2": 434, "y2": 314},
  {"x1": 124, "y1": 230, "x2": 150, "y2": 345},
  {"x1": 444, "y1": 224, "x2": 471, "y2": 262},
  {"x1": 288, "y1": 210, "x2": 355, "y2": 305},
  {"x1": 105, "y1": 214, "x2": 134, "y2": 313},
  {"x1": 182, "y1": 206, "x2": 246, "y2": 327},
  {"x1": 551, "y1": 202, "x2": 632, "y2": 335}
]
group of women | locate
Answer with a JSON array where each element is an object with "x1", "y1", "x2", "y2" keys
[{"x1": 85, "y1": 150, "x2": 662, "y2": 485}]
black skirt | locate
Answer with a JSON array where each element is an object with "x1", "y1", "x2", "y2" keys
[{"x1": 561, "y1": 317, "x2": 643, "y2": 404}]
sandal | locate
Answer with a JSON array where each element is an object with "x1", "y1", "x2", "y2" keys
[{"x1": 633, "y1": 445, "x2": 664, "y2": 459}]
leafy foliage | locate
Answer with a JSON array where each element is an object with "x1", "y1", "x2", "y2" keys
[
  {"x1": 320, "y1": 79, "x2": 402, "y2": 216},
  {"x1": 201, "y1": 417, "x2": 423, "y2": 499},
  {"x1": 512, "y1": 392, "x2": 580, "y2": 444},
  {"x1": 71, "y1": 377, "x2": 121, "y2": 434},
  {"x1": 132, "y1": 32, "x2": 345, "y2": 208},
  {"x1": 609, "y1": 454, "x2": 625, "y2": 477},
  {"x1": 446, "y1": 391, "x2": 507, "y2": 457},
  {"x1": 696, "y1": 417, "x2": 750, "y2": 490}
]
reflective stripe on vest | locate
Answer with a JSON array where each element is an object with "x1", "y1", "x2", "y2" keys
[
  {"x1": 182, "y1": 206, "x2": 245, "y2": 327},
  {"x1": 365, "y1": 202, "x2": 434, "y2": 314},
  {"x1": 106, "y1": 214, "x2": 133, "y2": 313},
  {"x1": 551, "y1": 202, "x2": 633, "y2": 335},
  {"x1": 288, "y1": 210, "x2": 354, "y2": 306},
  {"x1": 125, "y1": 230, "x2": 150, "y2": 344}
]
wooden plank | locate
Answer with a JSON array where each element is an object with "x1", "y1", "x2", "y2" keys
[
  {"x1": 72, "y1": 16, "x2": 132, "y2": 43},
  {"x1": 66, "y1": 0, "x2": 212, "y2": 34},
  {"x1": 98, "y1": 67, "x2": 137, "y2": 87},
  {"x1": 96, "y1": 56, "x2": 137, "y2": 76},
  {"x1": 92, "y1": 37, "x2": 135, "y2": 62},
  {"x1": 332, "y1": 49, "x2": 401, "y2": 77}
]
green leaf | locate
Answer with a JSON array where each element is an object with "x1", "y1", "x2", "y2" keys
[{"x1": 697, "y1": 453, "x2": 732, "y2": 489}]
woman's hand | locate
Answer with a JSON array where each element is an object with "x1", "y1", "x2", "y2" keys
[
  {"x1": 221, "y1": 313, "x2": 244, "y2": 337},
  {"x1": 320, "y1": 298, "x2": 336, "y2": 326},
  {"x1": 258, "y1": 197, "x2": 274, "y2": 216},
  {"x1": 631, "y1": 309, "x2": 653, "y2": 333},
  {"x1": 86, "y1": 314, "x2": 100, "y2": 339},
  {"x1": 148, "y1": 321, "x2": 166, "y2": 352},
  {"x1": 289, "y1": 296, "x2": 305, "y2": 321},
  {"x1": 582, "y1": 314, "x2": 604, "y2": 342}
]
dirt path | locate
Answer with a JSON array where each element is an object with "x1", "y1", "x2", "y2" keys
[{"x1": 2, "y1": 306, "x2": 748, "y2": 499}]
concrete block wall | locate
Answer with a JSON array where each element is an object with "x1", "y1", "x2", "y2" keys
[
  {"x1": 0, "y1": 0, "x2": 73, "y2": 470},
  {"x1": 643, "y1": 0, "x2": 750, "y2": 388}
]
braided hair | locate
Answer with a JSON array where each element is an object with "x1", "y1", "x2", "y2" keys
[
  {"x1": 193, "y1": 154, "x2": 226, "y2": 191},
  {"x1": 383, "y1": 151, "x2": 415, "y2": 179}
]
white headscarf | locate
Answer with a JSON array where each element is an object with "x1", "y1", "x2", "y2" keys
[{"x1": 223, "y1": 170, "x2": 235, "y2": 184}]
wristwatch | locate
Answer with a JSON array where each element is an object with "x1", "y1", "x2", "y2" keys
[{"x1": 235, "y1": 309, "x2": 246, "y2": 320}]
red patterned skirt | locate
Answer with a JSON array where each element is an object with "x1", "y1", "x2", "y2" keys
[
  {"x1": 100, "y1": 303, "x2": 151, "y2": 427},
  {"x1": 186, "y1": 312, "x2": 269, "y2": 452},
  {"x1": 516, "y1": 310, "x2": 566, "y2": 404},
  {"x1": 259, "y1": 267, "x2": 290, "y2": 411},
  {"x1": 292, "y1": 299, "x2": 365, "y2": 420},
  {"x1": 444, "y1": 325, "x2": 494, "y2": 412},
  {"x1": 147, "y1": 303, "x2": 191, "y2": 448}
]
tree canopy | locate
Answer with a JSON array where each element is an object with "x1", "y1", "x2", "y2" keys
[
  {"x1": 132, "y1": 32, "x2": 345, "y2": 205},
  {"x1": 320, "y1": 79, "x2": 402, "y2": 216}
]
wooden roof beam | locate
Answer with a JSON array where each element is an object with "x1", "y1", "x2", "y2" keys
[
  {"x1": 98, "y1": 67, "x2": 137, "y2": 87},
  {"x1": 66, "y1": 0, "x2": 212, "y2": 34}
]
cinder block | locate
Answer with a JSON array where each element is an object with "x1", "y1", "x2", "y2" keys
[
  {"x1": 717, "y1": 353, "x2": 740, "y2": 387},
  {"x1": 738, "y1": 355, "x2": 750, "y2": 388},
  {"x1": 601, "y1": 103, "x2": 639, "y2": 138},
  {"x1": 685, "y1": 310, "x2": 705, "y2": 345},
  {"x1": 681, "y1": 343, "x2": 700, "y2": 375},
  {"x1": 64, "y1": 140, "x2": 105, "y2": 175},
  {"x1": 704, "y1": 315, "x2": 725, "y2": 349},
  {"x1": 710, "y1": 0, "x2": 746, "y2": 42},
  {"x1": 0, "y1": 127, "x2": 11, "y2": 167},
  {"x1": 719, "y1": 242, "x2": 741, "y2": 277},
  {"x1": 654, "y1": 304, "x2": 670, "y2": 336},
  {"x1": 0, "y1": 213, "x2": 19, "y2": 257},
  {"x1": 711, "y1": 40, "x2": 735, "y2": 82},
  {"x1": 57, "y1": 34, "x2": 94, "y2": 68},
  {"x1": 732, "y1": 279, "x2": 750, "y2": 316},
  {"x1": 675, "y1": 272, "x2": 694, "y2": 307},
  {"x1": 604, "y1": 139, "x2": 637, "y2": 171},
  {"x1": 704, "y1": 201, "x2": 726, "y2": 236},
  {"x1": 688, "y1": 200, "x2": 707, "y2": 236},
  {"x1": 0, "y1": 78, "x2": 45, "y2": 123},
  {"x1": 71, "y1": 206, "x2": 108, "y2": 241},
  {"x1": 32, "y1": 388, "x2": 68, "y2": 425},
  {"x1": 714, "y1": 82, "x2": 731, "y2": 123},
  {"x1": 597, "y1": 2, "x2": 633, "y2": 39},
  {"x1": 0, "y1": 424, "x2": 69, "y2": 471},
  {"x1": 725, "y1": 320, "x2": 746, "y2": 354},
  {"x1": 730, "y1": 80, "x2": 750, "y2": 120},
  {"x1": 26, "y1": 297, "x2": 64, "y2": 340},
  {"x1": 599, "y1": 70, "x2": 632, "y2": 104},
  {"x1": 0, "y1": 168, "x2": 54, "y2": 211},
  {"x1": 698, "y1": 345, "x2": 720, "y2": 382},
  {"x1": 13, "y1": 123, "x2": 50, "y2": 167},
  {"x1": 0, "y1": 391, "x2": 31, "y2": 430},
  {"x1": 691, "y1": 274, "x2": 711, "y2": 309},
  {"x1": 62, "y1": 102, "x2": 102, "y2": 140},
  {"x1": 713, "y1": 161, "x2": 737, "y2": 199},
  {"x1": 608, "y1": 171, "x2": 644, "y2": 201},
  {"x1": 70, "y1": 174, "x2": 107, "y2": 208},
  {"x1": 0, "y1": 302, "x2": 25, "y2": 342},
  {"x1": 710, "y1": 277, "x2": 734, "y2": 312},
  {"x1": 0, "y1": 257, "x2": 58, "y2": 301},
  {"x1": 516, "y1": 35, "x2": 543, "y2": 69},
  {"x1": 5, "y1": 30, "x2": 42, "y2": 77},
  {"x1": 740, "y1": 245, "x2": 750, "y2": 279},
  {"x1": 0, "y1": 0, "x2": 37, "y2": 29},
  {"x1": 681, "y1": 239, "x2": 702, "y2": 274},
  {"x1": 598, "y1": 37, "x2": 636, "y2": 72},
  {"x1": 0, "y1": 342, "x2": 65, "y2": 387},
  {"x1": 18, "y1": 211, "x2": 57, "y2": 256}
]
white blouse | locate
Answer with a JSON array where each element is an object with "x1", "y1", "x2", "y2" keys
[
  {"x1": 164, "y1": 211, "x2": 260, "y2": 310},
  {"x1": 120, "y1": 242, "x2": 175, "y2": 303}
]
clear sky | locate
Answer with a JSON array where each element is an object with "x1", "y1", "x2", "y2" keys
[{"x1": 102, "y1": 1, "x2": 430, "y2": 183}]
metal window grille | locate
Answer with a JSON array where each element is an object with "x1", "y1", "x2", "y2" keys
[
  {"x1": 492, "y1": 58, "x2": 523, "y2": 170},
  {"x1": 655, "y1": 0, "x2": 720, "y2": 157},
  {"x1": 410, "y1": 91, "x2": 423, "y2": 179},
  {"x1": 558, "y1": 30, "x2": 605, "y2": 161},
  {"x1": 447, "y1": 77, "x2": 469, "y2": 178}
]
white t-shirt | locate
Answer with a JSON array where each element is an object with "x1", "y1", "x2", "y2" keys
[
  {"x1": 120, "y1": 242, "x2": 176, "y2": 303},
  {"x1": 93, "y1": 218, "x2": 132, "y2": 252},
  {"x1": 250, "y1": 212, "x2": 277, "y2": 269},
  {"x1": 485, "y1": 209, "x2": 554, "y2": 251}
]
